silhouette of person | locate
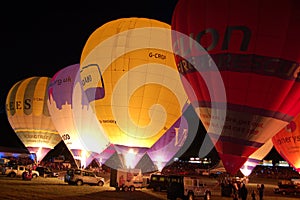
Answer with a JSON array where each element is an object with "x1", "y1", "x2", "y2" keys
[
  {"x1": 258, "y1": 184, "x2": 264, "y2": 200},
  {"x1": 239, "y1": 183, "x2": 248, "y2": 200}
]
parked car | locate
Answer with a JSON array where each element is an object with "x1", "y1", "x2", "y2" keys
[
  {"x1": 3, "y1": 165, "x2": 39, "y2": 178},
  {"x1": 35, "y1": 166, "x2": 58, "y2": 178},
  {"x1": 64, "y1": 168, "x2": 105, "y2": 186},
  {"x1": 274, "y1": 180, "x2": 300, "y2": 195}
]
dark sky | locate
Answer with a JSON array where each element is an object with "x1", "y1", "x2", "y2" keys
[{"x1": 0, "y1": 1, "x2": 179, "y2": 147}]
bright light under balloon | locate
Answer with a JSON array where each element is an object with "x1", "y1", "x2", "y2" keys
[
  {"x1": 124, "y1": 148, "x2": 137, "y2": 169},
  {"x1": 240, "y1": 139, "x2": 273, "y2": 176}
]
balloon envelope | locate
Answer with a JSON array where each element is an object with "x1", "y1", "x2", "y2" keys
[
  {"x1": 6, "y1": 76, "x2": 61, "y2": 162},
  {"x1": 272, "y1": 114, "x2": 300, "y2": 172},
  {"x1": 171, "y1": 0, "x2": 300, "y2": 174},
  {"x1": 47, "y1": 64, "x2": 110, "y2": 168},
  {"x1": 80, "y1": 17, "x2": 189, "y2": 169},
  {"x1": 240, "y1": 139, "x2": 273, "y2": 176},
  {"x1": 147, "y1": 103, "x2": 196, "y2": 172}
]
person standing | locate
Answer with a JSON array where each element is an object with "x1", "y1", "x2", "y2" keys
[
  {"x1": 232, "y1": 193, "x2": 239, "y2": 200},
  {"x1": 251, "y1": 189, "x2": 256, "y2": 200},
  {"x1": 257, "y1": 184, "x2": 261, "y2": 197},
  {"x1": 232, "y1": 182, "x2": 239, "y2": 196},
  {"x1": 239, "y1": 183, "x2": 248, "y2": 200},
  {"x1": 258, "y1": 184, "x2": 264, "y2": 200}
]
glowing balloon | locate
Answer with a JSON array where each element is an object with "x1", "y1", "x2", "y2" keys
[
  {"x1": 98, "y1": 144, "x2": 117, "y2": 165},
  {"x1": 147, "y1": 103, "x2": 197, "y2": 171},
  {"x1": 272, "y1": 114, "x2": 300, "y2": 172},
  {"x1": 47, "y1": 64, "x2": 110, "y2": 168},
  {"x1": 171, "y1": 0, "x2": 300, "y2": 174},
  {"x1": 240, "y1": 139, "x2": 273, "y2": 176},
  {"x1": 80, "y1": 17, "x2": 189, "y2": 170},
  {"x1": 6, "y1": 76, "x2": 61, "y2": 162}
]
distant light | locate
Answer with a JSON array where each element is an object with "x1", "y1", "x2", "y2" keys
[
  {"x1": 276, "y1": 160, "x2": 290, "y2": 167},
  {"x1": 124, "y1": 148, "x2": 137, "y2": 169},
  {"x1": 30, "y1": 153, "x2": 36, "y2": 161},
  {"x1": 189, "y1": 160, "x2": 201, "y2": 164},
  {"x1": 188, "y1": 157, "x2": 211, "y2": 164},
  {"x1": 12, "y1": 153, "x2": 20, "y2": 158}
]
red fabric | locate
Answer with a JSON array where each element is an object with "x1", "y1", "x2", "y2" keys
[
  {"x1": 172, "y1": 0, "x2": 300, "y2": 175},
  {"x1": 218, "y1": 153, "x2": 248, "y2": 175}
]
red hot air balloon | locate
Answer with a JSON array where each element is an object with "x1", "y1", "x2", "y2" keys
[
  {"x1": 240, "y1": 139, "x2": 273, "y2": 177},
  {"x1": 272, "y1": 114, "x2": 300, "y2": 172},
  {"x1": 171, "y1": 0, "x2": 300, "y2": 174}
]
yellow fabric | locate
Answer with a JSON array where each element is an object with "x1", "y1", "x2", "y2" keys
[{"x1": 80, "y1": 18, "x2": 188, "y2": 147}]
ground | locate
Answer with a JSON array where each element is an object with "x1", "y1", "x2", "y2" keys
[{"x1": 0, "y1": 172, "x2": 299, "y2": 200}]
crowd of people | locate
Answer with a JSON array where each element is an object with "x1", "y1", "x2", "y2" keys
[
  {"x1": 0, "y1": 155, "x2": 73, "y2": 173},
  {"x1": 251, "y1": 165, "x2": 300, "y2": 179},
  {"x1": 161, "y1": 160, "x2": 300, "y2": 180},
  {"x1": 220, "y1": 178, "x2": 265, "y2": 200},
  {"x1": 1, "y1": 156, "x2": 34, "y2": 166}
]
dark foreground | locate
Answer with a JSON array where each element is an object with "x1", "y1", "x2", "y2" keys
[{"x1": 0, "y1": 174, "x2": 299, "y2": 200}]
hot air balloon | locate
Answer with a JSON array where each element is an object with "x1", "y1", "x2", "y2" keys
[
  {"x1": 80, "y1": 17, "x2": 190, "y2": 170},
  {"x1": 171, "y1": 0, "x2": 300, "y2": 174},
  {"x1": 240, "y1": 139, "x2": 273, "y2": 177},
  {"x1": 272, "y1": 114, "x2": 300, "y2": 172},
  {"x1": 146, "y1": 103, "x2": 201, "y2": 172},
  {"x1": 6, "y1": 76, "x2": 62, "y2": 162},
  {"x1": 47, "y1": 64, "x2": 110, "y2": 168}
]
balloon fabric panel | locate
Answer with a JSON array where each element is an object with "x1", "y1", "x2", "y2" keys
[
  {"x1": 273, "y1": 114, "x2": 300, "y2": 173},
  {"x1": 80, "y1": 17, "x2": 189, "y2": 170},
  {"x1": 5, "y1": 76, "x2": 61, "y2": 162},
  {"x1": 171, "y1": 0, "x2": 300, "y2": 174}
]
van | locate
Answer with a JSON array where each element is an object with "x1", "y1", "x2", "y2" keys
[
  {"x1": 110, "y1": 168, "x2": 149, "y2": 191},
  {"x1": 183, "y1": 176, "x2": 211, "y2": 199},
  {"x1": 148, "y1": 174, "x2": 169, "y2": 191},
  {"x1": 167, "y1": 176, "x2": 211, "y2": 200}
]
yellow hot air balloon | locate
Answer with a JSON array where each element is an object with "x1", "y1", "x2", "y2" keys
[
  {"x1": 80, "y1": 17, "x2": 189, "y2": 169},
  {"x1": 6, "y1": 76, "x2": 61, "y2": 162}
]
